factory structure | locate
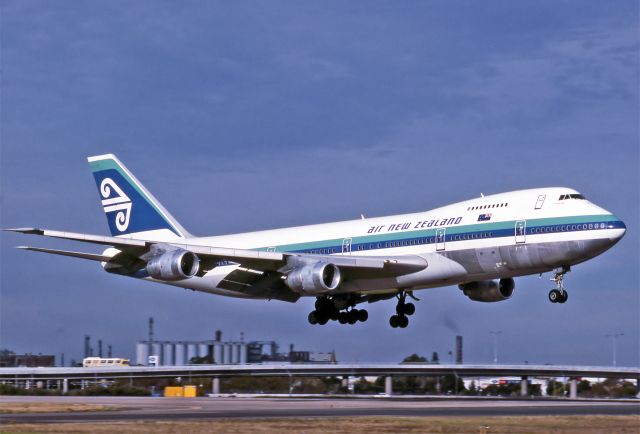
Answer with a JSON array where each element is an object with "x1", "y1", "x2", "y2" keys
[{"x1": 135, "y1": 320, "x2": 336, "y2": 366}]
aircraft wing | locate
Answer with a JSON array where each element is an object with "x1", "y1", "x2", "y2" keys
[{"x1": 6, "y1": 228, "x2": 428, "y2": 279}]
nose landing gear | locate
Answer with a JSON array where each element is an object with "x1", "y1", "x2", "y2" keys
[{"x1": 548, "y1": 266, "x2": 570, "y2": 304}]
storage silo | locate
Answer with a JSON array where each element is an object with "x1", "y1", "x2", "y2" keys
[
  {"x1": 186, "y1": 343, "x2": 198, "y2": 363},
  {"x1": 136, "y1": 342, "x2": 149, "y2": 366},
  {"x1": 174, "y1": 342, "x2": 186, "y2": 366},
  {"x1": 213, "y1": 343, "x2": 222, "y2": 364},
  {"x1": 162, "y1": 342, "x2": 175, "y2": 366},
  {"x1": 231, "y1": 343, "x2": 239, "y2": 364},
  {"x1": 151, "y1": 343, "x2": 163, "y2": 365},
  {"x1": 198, "y1": 343, "x2": 210, "y2": 361},
  {"x1": 239, "y1": 343, "x2": 247, "y2": 364},
  {"x1": 223, "y1": 344, "x2": 231, "y2": 364}
]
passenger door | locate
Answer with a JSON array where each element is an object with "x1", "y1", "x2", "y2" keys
[
  {"x1": 515, "y1": 220, "x2": 526, "y2": 244},
  {"x1": 342, "y1": 238, "x2": 352, "y2": 255},
  {"x1": 535, "y1": 194, "x2": 546, "y2": 210},
  {"x1": 436, "y1": 228, "x2": 446, "y2": 251}
]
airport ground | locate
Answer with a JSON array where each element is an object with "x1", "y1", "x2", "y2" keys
[{"x1": 0, "y1": 396, "x2": 639, "y2": 433}]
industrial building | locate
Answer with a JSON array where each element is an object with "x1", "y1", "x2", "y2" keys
[
  {"x1": 135, "y1": 330, "x2": 336, "y2": 366},
  {"x1": 0, "y1": 350, "x2": 55, "y2": 368},
  {"x1": 136, "y1": 339, "x2": 248, "y2": 366}
]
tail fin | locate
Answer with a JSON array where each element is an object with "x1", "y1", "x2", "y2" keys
[{"x1": 88, "y1": 154, "x2": 190, "y2": 240}]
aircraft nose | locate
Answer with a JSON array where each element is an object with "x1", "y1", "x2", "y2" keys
[{"x1": 609, "y1": 216, "x2": 626, "y2": 241}]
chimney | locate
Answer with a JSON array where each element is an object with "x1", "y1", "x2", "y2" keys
[{"x1": 455, "y1": 335, "x2": 463, "y2": 364}]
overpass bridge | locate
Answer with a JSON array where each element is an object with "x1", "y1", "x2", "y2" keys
[{"x1": 2, "y1": 363, "x2": 638, "y2": 399}]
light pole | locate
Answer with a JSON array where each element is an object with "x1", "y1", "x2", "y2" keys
[
  {"x1": 605, "y1": 333, "x2": 624, "y2": 366},
  {"x1": 490, "y1": 331, "x2": 502, "y2": 364}
]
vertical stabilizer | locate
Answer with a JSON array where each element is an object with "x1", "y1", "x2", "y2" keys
[{"x1": 88, "y1": 154, "x2": 190, "y2": 240}]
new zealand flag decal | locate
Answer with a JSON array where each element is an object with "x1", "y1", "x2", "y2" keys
[{"x1": 478, "y1": 213, "x2": 492, "y2": 221}]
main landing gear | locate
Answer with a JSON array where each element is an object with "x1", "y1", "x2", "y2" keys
[
  {"x1": 548, "y1": 266, "x2": 570, "y2": 304},
  {"x1": 389, "y1": 290, "x2": 416, "y2": 328},
  {"x1": 307, "y1": 296, "x2": 368, "y2": 326}
]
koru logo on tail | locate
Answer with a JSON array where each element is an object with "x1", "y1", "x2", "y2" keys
[{"x1": 100, "y1": 178, "x2": 132, "y2": 232}]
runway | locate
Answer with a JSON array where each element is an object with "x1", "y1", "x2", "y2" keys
[{"x1": 1, "y1": 396, "x2": 638, "y2": 423}]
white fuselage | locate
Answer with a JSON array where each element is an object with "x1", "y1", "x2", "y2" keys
[{"x1": 144, "y1": 187, "x2": 626, "y2": 298}]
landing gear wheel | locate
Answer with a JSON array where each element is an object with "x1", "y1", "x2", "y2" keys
[
  {"x1": 338, "y1": 312, "x2": 349, "y2": 324},
  {"x1": 403, "y1": 303, "x2": 415, "y2": 316},
  {"x1": 548, "y1": 289, "x2": 561, "y2": 303},
  {"x1": 347, "y1": 309, "x2": 358, "y2": 325},
  {"x1": 398, "y1": 315, "x2": 409, "y2": 328},
  {"x1": 389, "y1": 315, "x2": 400, "y2": 328},
  {"x1": 308, "y1": 311, "x2": 318, "y2": 325},
  {"x1": 395, "y1": 289, "x2": 416, "y2": 317},
  {"x1": 558, "y1": 291, "x2": 568, "y2": 304},
  {"x1": 357, "y1": 309, "x2": 368, "y2": 322}
]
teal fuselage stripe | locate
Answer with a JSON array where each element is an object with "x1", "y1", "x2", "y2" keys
[{"x1": 258, "y1": 215, "x2": 621, "y2": 254}]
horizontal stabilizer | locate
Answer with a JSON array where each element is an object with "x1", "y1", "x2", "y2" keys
[{"x1": 16, "y1": 246, "x2": 113, "y2": 262}]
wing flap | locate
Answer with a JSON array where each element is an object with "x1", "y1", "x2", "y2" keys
[
  {"x1": 5, "y1": 228, "x2": 146, "y2": 248},
  {"x1": 16, "y1": 246, "x2": 113, "y2": 262}
]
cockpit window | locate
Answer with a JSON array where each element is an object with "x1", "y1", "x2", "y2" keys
[{"x1": 559, "y1": 193, "x2": 586, "y2": 200}]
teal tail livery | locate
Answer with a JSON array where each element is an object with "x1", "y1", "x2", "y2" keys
[
  {"x1": 88, "y1": 154, "x2": 190, "y2": 240},
  {"x1": 6, "y1": 153, "x2": 627, "y2": 328}
]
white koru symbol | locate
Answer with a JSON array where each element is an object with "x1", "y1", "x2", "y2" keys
[{"x1": 100, "y1": 178, "x2": 132, "y2": 232}]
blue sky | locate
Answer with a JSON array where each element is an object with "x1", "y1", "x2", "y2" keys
[{"x1": 1, "y1": 1, "x2": 638, "y2": 366}]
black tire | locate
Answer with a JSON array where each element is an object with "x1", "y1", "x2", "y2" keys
[
  {"x1": 329, "y1": 309, "x2": 339, "y2": 321},
  {"x1": 559, "y1": 291, "x2": 568, "y2": 304},
  {"x1": 548, "y1": 289, "x2": 560, "y2": 303},
  {"x1": 347, "y1": 311, "x2": 358, "y2": 325},
  {"x1": 389, "y1": 315, "x2": 399, "y2": 328},
  {"x1": 338, "y1": 312, "x2": 349, "y2": 324},
  {"x1": 308, "y1": 311, "x2": 318, "y2": 325},
  {"x1": 404, "y1": 303, "x2": 415, "y2": 316},
  {"x1": 318, "y1": 316, "x2": 329, "y2": 325},
  {"x1": 396, "y1": 304, "x2": 404, "y2": 315},
  {"x1": 357, "y1": 309, "x2": 369, "y2": 322},
  {"x1": 398, "y1": 315, "x2": 409, "y2": 328}
]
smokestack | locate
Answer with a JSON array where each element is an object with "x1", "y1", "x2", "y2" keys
[
  {"x1": 455, "y1": 335, "x2": 463, "y2": 364},
  {"x1": 240, "y1": 332, "x2": 244, "y2": 343},
  {"x1": 149, "y1": 317, "x2": 154, "y2": 343},
  {"x1": 84, "y1": 335, "x2": 91, "y2": 358},
  {"x1": 215, "y1": 330, "x2": 222, "y2": 341},
  {"x1": 98, "y1": 340, "x2": 103, "y2": 358},
  {"x1": 60, "y1": 353, "x2": 65, "y2": 367},
  {"x1": 108, "y1": 345, "x2": 112, "y2": 358}
]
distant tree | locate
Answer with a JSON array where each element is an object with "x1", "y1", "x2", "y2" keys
[
  {"x1": 546, "y1": 379, "x2": 565, "y2": 396},
  {"x1": 466, "y1": 380, "x2": 477, "y2": 395},
  {"x1": 402, "y1": 354, "x2": 427, "y2": 363},
  {"x1": 577, "y1": 380, "x2": 591, "y2": 396},
  {"x1": 441, "y1": 374, "x2": 465, "y2": 394}
]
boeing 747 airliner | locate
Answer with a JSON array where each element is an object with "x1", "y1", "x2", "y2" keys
[{"x1": 8, "y1": 154, "x2": 626, "y2": 328}]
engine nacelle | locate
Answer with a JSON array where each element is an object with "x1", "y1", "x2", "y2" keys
[
  {"x1": 285, "y1": 262, "x2": 341, "y2": 294},
  {"x1": 459, "y1": 278, "x2": 515, "y2": 302},
  {"x1": 146, "y1": 249, "x2": 200, "y2": 281}
]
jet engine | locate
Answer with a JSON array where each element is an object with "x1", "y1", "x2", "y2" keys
[
  {"x1": 459, "y1": 278, "x2": 515, "y2": 302},
  {"x1": 146, "y1": 249, "x2": 200, "y2": 281},
  {"x1": 285, "y1": 262, "x2": 341, "y2": 294}
]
